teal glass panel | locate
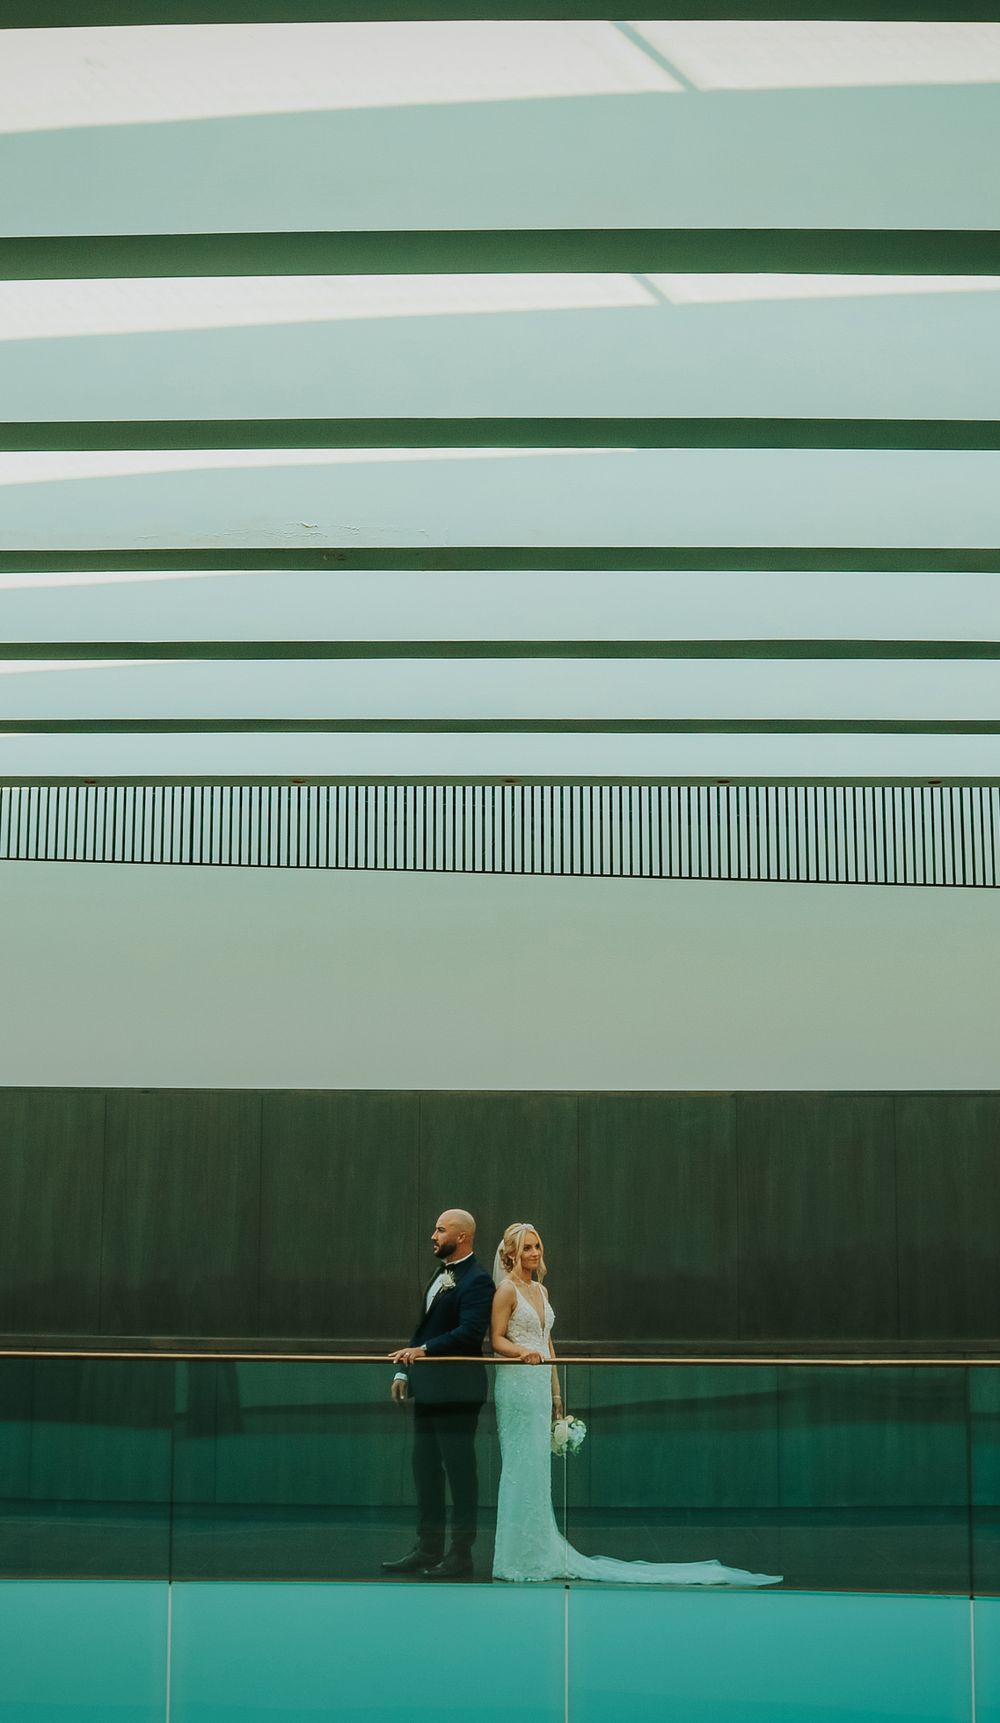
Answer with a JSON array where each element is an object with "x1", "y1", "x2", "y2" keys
[
  {"x1": 0, "y1": 1358, "x2": 174, "y2": 1579},
  {"x1": 563, "y1": 1364, "x2": 970, "y2": 1593},
  {"x1": 171, "y1": 1362, "x2": 503, "y2": 1583},
  {"x1": 973, "y1": 1599, "x2": 1000, "y2": 1722},
  {"x1": 169, "y1": 1580, "x2": 564, "y2": 1723},
  {"x1": 0, "y1": 1579, "x2": 167, "y2": 1723},
  {"x1": 775, "y1": 1366, "x2": 969, "y2": 1593},
  {"x1": 971, "y1": 1370, "x2": 1000, "y2": 1596},
  {"x1": 569, "y1": 1589, "x2": 973, "y2": 1723},
  {"x1": 563, "y1": 1364, "x2": 781, "y2": 1583}
]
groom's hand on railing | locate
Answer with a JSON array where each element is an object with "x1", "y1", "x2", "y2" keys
[{"x1": 390, "y1": 1346, "x2": 427, "y2": 1366}]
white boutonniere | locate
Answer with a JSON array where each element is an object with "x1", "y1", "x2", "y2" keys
[{"x1": 438, "y1": 1270, "x2": 456, "y2": 1292}]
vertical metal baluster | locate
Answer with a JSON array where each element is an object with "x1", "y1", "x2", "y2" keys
[
  {"x1": 450, "y1": 785, "x2": 456, "y2": 872},
  {"x1": 542, "y1": 785, "x2": 549, "y2": 875},
  {"x1": 740, "y1": 782, "x2": 748, "y2": 881},
  {"x1": 594, "y1": 785, "x2": 602, "y2": 876},
  {"x1": 41, "y1": 784, "x2": 53, "y2": 861}
]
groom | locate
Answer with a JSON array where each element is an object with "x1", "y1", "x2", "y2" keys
[{"x1": 383, "y1": 1208, "x2": 494, "y2": 1580}]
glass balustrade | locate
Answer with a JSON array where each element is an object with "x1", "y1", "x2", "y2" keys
[{"x1": 1, "y1": 1352, "x2": 998, "y2": 1594}]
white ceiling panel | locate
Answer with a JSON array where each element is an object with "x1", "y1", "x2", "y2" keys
[
  {"x1": 0, "y1": 659, "x2": 995, "y2": 721},
  {"x1": 5, "y1": 277, "x2": 1000, "y2": 424},
  {"x1": 0, "y1": 731, "x2": 996, "y2": 783},
  {"x1": 1, "y1": 571, "x2": 998, "y2": 647},
  {"x1": 1, "y1": 449, "x2": 998, "y2": 552}
]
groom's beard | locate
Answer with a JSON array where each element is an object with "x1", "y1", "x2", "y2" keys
[{"x1": 434, "y1": 1243, "x2": 456, "y2": 1259}]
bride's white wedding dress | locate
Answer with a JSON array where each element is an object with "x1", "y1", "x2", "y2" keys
[{"x1": 492, "y1": 1284, "x2": 781, "y2": 1586}]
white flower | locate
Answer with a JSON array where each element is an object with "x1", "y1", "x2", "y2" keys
[
  {"x1": 438, "y1": 1270, "x2": 456, "y2": 1291},
  {"x1": 551, "y1": 1415, "x2": 587, "y2": 1458}
]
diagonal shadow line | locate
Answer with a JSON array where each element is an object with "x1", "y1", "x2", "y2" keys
[{"x1": 612, "y1": 21, "x2": 700, "y2": 95}]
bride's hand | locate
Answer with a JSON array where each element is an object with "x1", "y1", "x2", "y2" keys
[{"x1": 519, "y1": 1349, "x2": 544, "y2": 1364}]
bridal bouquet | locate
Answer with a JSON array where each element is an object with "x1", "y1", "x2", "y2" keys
[{"x1": 551, "y1": 1415, "x2": 587, "y2": 1458}]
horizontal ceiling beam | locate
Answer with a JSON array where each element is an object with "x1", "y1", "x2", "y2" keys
[
  {"x1": 3, "y1": 231, "x2": 1000, "y2": 280},
  {"x1": 2, "y1": 548, "x2": 999, "y2": 575},
  {"x1": 3, "y1": 775, "x2": 995, "y2": 789},
  {"x1": 3, "y1": 3, "x2": 998, "y2": 24},
  {"x1": 1, "y1": 719, "x2": 997, "y2": 735},
  {"x1": 5, "y1": 417, "x2": 1000, "y2": 452},
  {"x1": 4, "y1": 640, "x2": 1000, "y2": 662}
]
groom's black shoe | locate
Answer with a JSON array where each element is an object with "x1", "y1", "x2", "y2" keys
[
  {"x1": 422, "y1": 1549, "x2": 474, "y2": 1580},
  {"x1": 381, "y1": 1547, "x2": 441, "y2": 1575}
]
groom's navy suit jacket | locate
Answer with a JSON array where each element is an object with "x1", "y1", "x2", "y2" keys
[{"x1": 407, "y1": 1255, "x2": 494, "y2": 1406}]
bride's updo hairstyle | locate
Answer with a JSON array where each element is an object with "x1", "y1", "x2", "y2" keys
[{"x1": 497, "y1": 1221, "x2": 547, "y2": 1284}]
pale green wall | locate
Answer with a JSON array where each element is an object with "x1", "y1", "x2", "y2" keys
[{"x1": 0, "y1": 862, "x2": 996, "y2": 1089}]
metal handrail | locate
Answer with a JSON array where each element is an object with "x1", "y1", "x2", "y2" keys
[{"x1": 3, "y1": 1348, "x2": 1000, "y2": 1366}]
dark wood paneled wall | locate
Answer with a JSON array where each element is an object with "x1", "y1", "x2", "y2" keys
[{"x1": 1, "y1": 1087, "x2": 998, "y2": 1348}]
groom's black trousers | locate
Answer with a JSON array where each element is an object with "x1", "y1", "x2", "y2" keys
[{"x1": 412, "y1": 1401, "x2": 482, "y2": 1557}]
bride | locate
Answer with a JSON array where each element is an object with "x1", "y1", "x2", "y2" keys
[{"x1": 490, "y1": 1221, "x2": 781, "y2": 1586}]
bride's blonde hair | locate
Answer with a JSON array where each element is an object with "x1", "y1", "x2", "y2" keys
[{"x1": 498, "y1": 1221, "x2": 547, "y2": 1284}]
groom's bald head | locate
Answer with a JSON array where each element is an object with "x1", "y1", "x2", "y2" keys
[{"x1": 432, "y1": 1209, "x2": 476, "y2": 1259}]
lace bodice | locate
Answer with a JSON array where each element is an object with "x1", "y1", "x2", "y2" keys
[{"x1": 504, "y1": 1283, "x2": 554, "y2": 1350}]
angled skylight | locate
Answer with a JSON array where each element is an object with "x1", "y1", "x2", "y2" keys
[
  {"x1": 633, "y1": 22, "x2": 1000, "y2": 90},
  {"x1": 0, "y1": 275, "x2": 655, "y2": 343},
  {"x1": 0, "y1": 448, "x2": 582, "y2": 489},
  {"x1": 647, "y1": 274, "x2": 1000, "y2": 306},
  {"x1": 0, "y1": 22, "x2": 679, "y2": 134}
]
